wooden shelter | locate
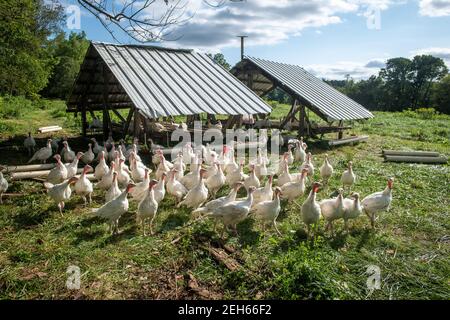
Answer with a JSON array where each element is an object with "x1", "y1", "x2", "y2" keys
[
  {"x1": 67, "y1": 42, "x2": 271, "y2": 140},
  {"x1": 231, "y1": 57, "x2": 374, "y2": 139}
]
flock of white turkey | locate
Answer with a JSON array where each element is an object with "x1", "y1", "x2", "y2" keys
[{"x1": 0, "y1": 131, "x2": 394, "y2": 239}]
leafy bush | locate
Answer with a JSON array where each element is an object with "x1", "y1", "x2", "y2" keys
[
  {"x1": 415, "y1": 108, "x2": 437, "y2": 119},
  {"x1": 0, "y1": 95, "x2": 35, "y2": 119},
  {"x1": 401, "y1": 108, "x2": 417, "y2": 118}
]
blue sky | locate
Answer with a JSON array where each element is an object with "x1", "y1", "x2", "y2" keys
[{"x1": 65, "y1": 0, "x2": 450, "y2": 80}]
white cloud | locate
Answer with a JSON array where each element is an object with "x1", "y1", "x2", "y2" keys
[
  {"x1": 411, "y1": 47, "x2": 450, "y2": 66},
  {"x1": 419, "y1": 0, "x2": 450, "y2": 17},
  {"x1": 306, "y1": 59, "x2": 386, "y2": 80},
  {"x1": 154, "y1": 0, "x2": 402, "y2": 50}
]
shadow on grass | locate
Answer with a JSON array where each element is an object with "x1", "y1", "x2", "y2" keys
[
  {"x1": 159, "y1": 212, "x2": 190, "y2": 233},
  {"x1": 236, "y1": 219, "x2": 260, "y2": 247},
  {"x1": 12, "y1": 207, "x2": 53, "y2": 230},
  {"x1": 97, "y1": 224, "x2": 139, "y2": 248}
]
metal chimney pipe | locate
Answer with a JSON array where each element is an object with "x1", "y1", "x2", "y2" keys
[{"x1": 237, "y1": 35, "x2": 248, "y2": 61}]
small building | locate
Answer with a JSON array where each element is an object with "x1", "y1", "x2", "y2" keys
[
  {"x1": 231, "y1": 56, "x2": 374, "y2": 139},
  {"x1": 67, "y1": 42, "x2": 271, "y2": 139}
]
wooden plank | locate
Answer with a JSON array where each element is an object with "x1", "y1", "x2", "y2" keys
[
  {"x1": 382, "y1": 150, "x2": 440, "y2": 157},
  {"x1": 299, "y1": 104, "x2": 306, "y2": 137},
  {"x1": 328, "y1": 135, "x2": 368, "y2": 146},
  {"x1": 123, "y1": 107, "x2": 134, "y2": 138},
  {"x1": 279, "y1": 99, "x2": 298, "y2": 129},
  {"x1": 384, "y1": 155, "x2": 447, "y2": 164}
]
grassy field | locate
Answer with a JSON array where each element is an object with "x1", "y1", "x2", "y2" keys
[{"x1": 0, "y1": 101, "x2": 449, "y2": 300}]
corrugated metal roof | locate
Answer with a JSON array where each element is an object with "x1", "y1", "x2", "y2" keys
[
  {"x1": 73, "y1": 42, "x2": 271, "y2": 118},
  {"x1": 235, "y1": 57, "x2": 373, "y2": 121}
]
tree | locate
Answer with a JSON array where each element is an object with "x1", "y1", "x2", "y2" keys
[
  {"x1": 0, "y1": 0, "x2": 64, "y2": 97},
  {"x1": 379, "y1": 57, "x2": 412, "y2": 111},
  {"x1": 409, "y1": 55, "x2": 448, "y2": 108},
  {"x1": 432, "y1": 74, "x2": 450, "y2": 114},
  {"x1": 207, "y1": 53, "x2": 231, "y2": 70},
  {"x1": 43, "y1": 32, "x2": 90, "y2": 99}
]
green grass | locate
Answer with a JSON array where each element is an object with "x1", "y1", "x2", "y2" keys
[{"x1": 0, "y1": 101, "x2": 449, "y2": 299}]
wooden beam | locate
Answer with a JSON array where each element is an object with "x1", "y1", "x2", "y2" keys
[
  {"x1": 279, "y1": 99, "x2": 298, "y2": 129},
  {"x1": 123, "y1": 107, "x2": 134, "y2": 139},
  {"x1": 110, "y1": 107, "x2": 126, "y2": 123}
]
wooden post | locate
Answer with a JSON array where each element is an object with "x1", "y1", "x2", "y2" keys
[
  {"x1": 81, "y1": 104, "x2": 87, "y2": 137},
  {"x1": 338, "y1": 120, "x2": 344, "y2": 139},
  {"x1": 299, "y1": 105, "x2": 306, "y2": 138},
  {"x1": 102, "y1": 63, "x2": 111, "y2": 139},
  {"x1": 133, "y1": 108, "x2": 140, "y2": 140}
]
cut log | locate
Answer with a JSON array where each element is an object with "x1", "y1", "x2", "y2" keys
[
  {"x1": 2, "y1": 163, "x2": 56, "y2": 173},
  {"x1": 328, "y1": 135, "x2": 368, "y2": 146},
  {"x1": 38, "y1": 126, "x2": 62, "y2": 133},
  {"x1": 10, "y1": 168, "x2": 94, "y2": 180},
  {"x1": 384, "y1": 155, "x2": 448, "y2": 164},
  {"x1": 382, "y1": 150, "x2": 440, "y2": 157}
]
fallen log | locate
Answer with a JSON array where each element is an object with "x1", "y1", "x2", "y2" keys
[
  {"x1": 2, "y1": 163, "x2": 56, "y2": 173},
  {"x1": 384, "y1": 155, "x2": 448, "y2": 164},
  {"x1": 382, "y1": 150, "x2": 440, "y2": 157},
  {"x1": 328, "y1": 135, "x2": 368, "y2": 146},
  {"x1": 38, "y1": 126, "x2": 62, "y2": 133}
]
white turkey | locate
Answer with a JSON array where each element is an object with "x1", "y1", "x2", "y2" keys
[
  {"x1": 80, "y1": 143, "x2": 95, "y2": 165},
  {"x1": 252, "y1": 175, "x2": 274, "y2": 207},
  {"x1": 91, "y1": 138, "x2": 105, "y2": 156},
  {"x1": 130, "y1": 168, "x2": 150, "y2": 202},
  {"x1": 0, "y1": 172, "x2": 9, "y2": 204},
  {"x1": 342, "y1": 192, "x2": 363, "y2": 231},
  {"x1": 95, "y1": 162, "x2": 116, "y2": 190},
  {"x1": 105, "y1": 172, "x2": 122, "y2": 202},
  {"x1": 178, "y1": 168, "x2": 208, "y2": 210},
  {"x1": 226, "y1": 162, "x2": 246, "y2": 188},
  {"x1": 28, "y1": 139, "x2": 52, "y2": 163},
  {"x1": 61, "y1": 141, "x2": 75, "y2": 163},
  {"x1": 277, "y1": 160, "x2": 292, "y2": 187},
  {"x1": 94, "y1": 151, "x2": 109, "y2": 181},
  {"x1": 341, "y1": 161, "x2": 356, "y2": 192},
  {"x1": 46, "y1": 154, "x2": 68, "y2": 184},
  {"x1": 301, "y1": 182, "x2": 322, "y2": 236},
  {"x1": 253, "y1": 187, "x2": 282, "y2": 235},
  {"x1": 74, "y1": 165, "x2": 94, "y2": 206},
  {"x1": 153, "y1": 172, "x2": 166, "y2": 203},
  {"x1": 293, "y1": 139, "x2": 306, "y2": 163},
  {"x1": 208, "y1": 186, "x2": 256, "y2": 238},
  {"x1": 155, "y1": 154, "x2": 172, "y2": 181},
  {"x1": 65, "y1": 151, "x2": 83, "y2": 179},
  {"x1": 180, "y1": 164, "x2": 201, "y2": 190},
  {"x1": 320, "y1": 188, "x2": 345, "y2": 234},
  {"x1": 117, "y1": 159, "x2": 131, "y2": 188},
  {"x1": 286, "y1": 144, "x2": 294, "y2": 165},
  {"x1": 44, "y1": 177, "x2": 78, "y2": 215},
  {"x1": 280, "y1": 168, "x2": 308, "y2": 202},
  {"x1": 23, "y1": 132, "x2": 36, "y2": 156},
  {"x1": 136, "y1": 179, "x2": 159, "y2": 236},
  {"x1": 193, "y1": 182, "x2": 243, "y2": 216},
  {"x1": 361, "y1": 177, "x2": 394, "y2": 228},
  {"x1": 205, "y1": 163, "x2": 226, "y2": 198},
  {"x1": 244, "y1": 164, "x2": 260, "y2": 190},
  {"x1": 130, "y1": 157, "x2": 146, "y2": 183},
  {"x1": 300, "y1": 152, "x2": 314, "y2": 177},
  {"x1": 92, "y1": 183, "x2": 135, "y2": 235},
  {"x1": 167, "y1": 169, "x2": 188, "y2": 204},
  {"x1": 320, "y1": 154, "x2": 333, "y2": 185}
]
